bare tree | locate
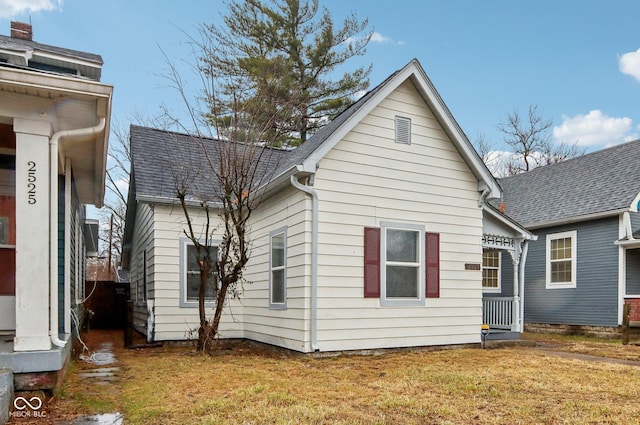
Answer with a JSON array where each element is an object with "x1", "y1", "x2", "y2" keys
[
  {"x1": 497, "y1": 105, "x2": 585, "y2": 176},
  {"x1": 159, "y1": 33, "x2": 286, "y2": 352}
]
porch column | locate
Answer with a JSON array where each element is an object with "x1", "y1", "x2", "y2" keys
[
  {"x1": 510, "y1": 244, "x2": 521, "y2": 332},
  {"x1": 13, "y1": 118, "x2": 52, "y2": 351}
]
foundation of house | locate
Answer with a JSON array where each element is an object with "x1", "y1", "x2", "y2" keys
[{"x1": 524, "y1": 322, "x2": 640, "y2": 339}]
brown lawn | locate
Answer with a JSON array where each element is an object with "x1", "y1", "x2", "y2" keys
[{"x1": 12, "y1": 330, "x2": 640, "y2": 425}]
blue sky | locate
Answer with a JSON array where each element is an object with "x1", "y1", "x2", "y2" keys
[{"x1": 2, "y1": 1, "x2": 640, "y2": 156}]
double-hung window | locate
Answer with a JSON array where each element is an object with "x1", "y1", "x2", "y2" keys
[
  {"x1": 381, "y1": 222, "x2": 425, "y2": 306},
  {"x1": 546, "y1": 230, "x2": 577, "y2": 289},
  {"x1": 482, "y1": 251, "x2": 501, "y2": 293},
  {"x1": 269, "y1": 228, "x2": 287, "y2": 309},
  {"x1": 180, "y1": 238, "x2": 217, "y2": 307}
]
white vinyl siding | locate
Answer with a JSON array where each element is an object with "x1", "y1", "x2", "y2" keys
[
  {"x1": 311, "y1": 80, "x2": 484, "y2": 351},
  {"x1": 147, "y1": 187, "x2": 308, "y2": 350},
  {"x1": 129, "y1": 202, "x2": 154, "y2": 336},
  {"x1": 546, "y1": 230, "x2": 577, "y2": 289}
]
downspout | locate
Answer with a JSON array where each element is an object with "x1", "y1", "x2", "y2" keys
[
  {"x1": 518, "y1": 239, "x2": 530, "y2": 333},
  {"x1": 290, "y1": 173, "x2": 319, "y2": 352},
  {"x1": 49, "y1": 118, "x2": 106, "y2": 347},
  {"x1": 477, "y1": 187, "x2": 490, "y2": 208},
  {"x1": 63, "y1": 159, "x2": 72, "y2": 334}
]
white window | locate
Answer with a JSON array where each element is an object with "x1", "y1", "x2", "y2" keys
[
  {"x1": 269, "y1": 228, "x2": 287, "y2": 309},
  {"x1": 381, "y1": 222, "x2": 425, "y2": 306},
  {"x1": 180, "y1": 238, "x2": 218, "y2": 307},
  {"x1": 546, "y1": 230, "x2": 577, "y2": 289},
  {"x1": 482, "y1": 251, "x2": 501, "y2": 293}
]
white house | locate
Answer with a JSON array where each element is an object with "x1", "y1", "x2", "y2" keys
[
  {"x1": 0, "y1": 22, "x2": 112, "y2": 390},
  {"x1": 122, "y1": 59, "x2": 532, "y2": 353}
]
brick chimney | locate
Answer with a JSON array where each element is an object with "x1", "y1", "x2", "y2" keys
[{"x1": 10, "y1": 21, "x2": 33, "y2": 41}]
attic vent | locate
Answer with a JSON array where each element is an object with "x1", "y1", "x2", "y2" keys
[{"x1": 395, "y1": 116, "x2": 411, "y2": 144}]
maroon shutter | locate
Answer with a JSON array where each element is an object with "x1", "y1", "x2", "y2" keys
[
  {"x1": 426, "y1": 232, "x2": 440, "y2": 298},
  {"x1": 364, "y1": 227, "x2": 381, "y2": 298}
]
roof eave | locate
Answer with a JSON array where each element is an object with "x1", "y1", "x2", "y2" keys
[
  {"x1": 524, "y1": 208, "x2": 629, "y2": 230},
  {"x1": 483, "y1": 203, "x2": 537, "y2": 241}
]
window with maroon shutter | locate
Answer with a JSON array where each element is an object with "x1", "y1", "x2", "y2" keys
[
  {"x1": 426, "y1": 232, "x2": 440, "y2": 298},
  {"x1": 363, "y1": 227, "x2": 380, "y2": 298}
]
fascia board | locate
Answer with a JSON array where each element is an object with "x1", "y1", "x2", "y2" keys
[{"x1": 0, "y1": 66, "x2": 112, "y2": 99}]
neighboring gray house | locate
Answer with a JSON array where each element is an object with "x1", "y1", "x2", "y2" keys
[{"x1": 491, "y1": 139, "x2": 640, "y2": 334}]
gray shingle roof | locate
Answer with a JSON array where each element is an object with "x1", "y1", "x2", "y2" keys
[
  {"x1": 0, "y1": 34, "x2": 103, "y2": 64},
  {"x1": 129, "y1": 125, "x2": 290, "y2": 202},
  {"x1": 497, "y1": 139, "x2": 640, "y2": 228}
]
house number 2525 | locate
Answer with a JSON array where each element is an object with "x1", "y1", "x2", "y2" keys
[{"x1": 27, "y1": 161, "x2": 37, "y2": 204}]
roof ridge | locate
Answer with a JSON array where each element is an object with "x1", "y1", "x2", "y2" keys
[{"x1": 499, "y1": 137, "x2": 640, "y2": 181}]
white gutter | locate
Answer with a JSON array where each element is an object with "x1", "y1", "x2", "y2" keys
[
  {"x1": 49, "y1": 118, "x2": 106, "y2": 347},
  {"x1": 290, "y1": 173, "x2": 319, "y2": 352},
  {"x1": 478, "y1": 187, "x2": 490, "y2": 208},
  {"x1": 525, "y1": 208, "x2": 629, "y2": 230}
]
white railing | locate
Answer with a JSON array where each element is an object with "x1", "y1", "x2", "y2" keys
[{"x1": 483, "y1": 297, "x2": 513, "y2": 329}]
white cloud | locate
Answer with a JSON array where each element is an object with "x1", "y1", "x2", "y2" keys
[
  {"x1": 619, "y1": 48, "x2": 640, "y2": 82},
  {"x1": 553, "y1": 110, "x2": 634, "y2": 147},
  {"x1": 370, "y1": 32, "x2": 405, "y2": 46},
  {"x1": 0, "y1": 0, "x2": 62, "y2": 19},
  {"x1": 370, "y1": 32, "x2": 390, "y2": 43}
]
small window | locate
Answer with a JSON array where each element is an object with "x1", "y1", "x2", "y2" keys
[
  {"x1": 395, "y1": 116, "x2": 411, "y2": 144},
  {"x1": 180, "y1": 238, "x2": 218, "y2": 307},
  {"x1": 546, "y1": 231, "x2": 577, "y2": 289},
  {"x1": 381, "y1": 222, "x2": 425, "y2": 306},
  {"x1": 269, "y1": 228, "x2": 287, "y2": 309},
  {"x1": 482, "y1": 251, "x2": 501, "y2": 293}
]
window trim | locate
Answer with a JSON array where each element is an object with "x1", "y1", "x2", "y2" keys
[
  {"x1": 545, "y1": 230, "x2": 577, "y2": 289},
  {"x1": 380, "y1": 221, "x2": 425, "y2": 306},
  {"x1": 179, "y1": 237, "x2": 219, "y2": 308},
  {"x1": 482, "y1": 250, "x2": 502, "y2": 293},
  {"x1": 269, "y1": 226, "x2": 287, "y2": 310}
]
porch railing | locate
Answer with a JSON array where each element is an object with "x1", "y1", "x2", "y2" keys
[{"x1": 482, "y1": 297, "x2": 513, "y2": 330}]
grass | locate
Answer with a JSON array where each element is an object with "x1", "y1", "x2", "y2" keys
[{"x1": 33, "y1": 331, "x2": 640, "y2": 424}]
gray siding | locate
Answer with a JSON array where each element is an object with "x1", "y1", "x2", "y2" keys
[{"x1": 524, "y1": 217, "x2": 619, "y2": 326}]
